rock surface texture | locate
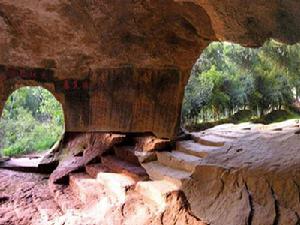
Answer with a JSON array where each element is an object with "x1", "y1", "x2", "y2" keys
[
  {"x1": 0, "y1": 150, "x2": 206, "y2": 225},
  {"x1": 142, "y1": 120, "x2": 300, "y2": 225},
  {"x1": 1, "y1": 0, "x2": 300, "y2": 137},
  {"x1": 1, "y1": 120, "x2": 300, "y2": 224}
]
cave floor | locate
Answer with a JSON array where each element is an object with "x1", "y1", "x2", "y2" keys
[
  {"x1": 0, "y1": 169, "x2": 63, "y2": 225},
  {"x1": 0, "y1": 120, "x2": 300, "y2": 225},
  {"x1": 192, "y1": 119, "x2": 300, "y2": 170}
]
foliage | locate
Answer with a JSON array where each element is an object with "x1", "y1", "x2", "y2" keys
[
  {"x1": 230, "y1": 110, "x2": 253, "y2": 123},
  {"x1": 256, "y1": 110, "x2": 300, "y2": 124},
  {"x1": 183, "y1": 40, "x2": 300, "y2": 127},
  {"x1": 0, "y1": 87, "x2": 64, "y2": 157}
]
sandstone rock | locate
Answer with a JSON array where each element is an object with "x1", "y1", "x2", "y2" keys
[
  {"x1": 49, "y1": 183, "x2": 82, "y2": 213},
  {"x1": 156, "y1": 151, "x2": 202, "y2": 173},
  {"x1": 191, "y1": 133, "x2": 231, "y2": 147},
  {"x1": 85, "y1": 163, "x2": 109, "y2": 178},
  {"x1": 0, "y1": 157, "x2": 41, "y2": 173},
  {"x1": 135, "y1": 180, "x2": 179, "y2": 211},
  {"x1": 180, "y1": 122, "x2": 300, "y2": 225},
  {"x1": 114, "y1": 145, "x2": 140, "y2": 165},
  {"x1": 176, "y1": 140, "x2": 221, "y2": 158},
  {"x1": 97, "y1": 172, "x2": 136, "y2": 204},
  {"x1": 101, "y1": 155, "x2": 149, "y2": 182},
  {"x1": 134, "y1": 136, "x2": 171, "y2": 152},
  {"x1": 69, "y1": 173, "x2": 104, "y2": 204},
  {"x1": 162, "y1": 191, "x2": 207, "y2": 225},
  {"x1": 0, "y1": 1, "x2": 299, "y2": 138},
  {"x1": 50, "y1": 133, "x2": 125, "y2": 183},
  {"x1": 135, "y1": 151, "x2": 158, "y2": 164},
  {"x1": 142, "y1": 161, "x2": 191, "y2": 188}
]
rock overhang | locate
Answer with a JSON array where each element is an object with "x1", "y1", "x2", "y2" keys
[{"x1": 0, "y1": 0, "x2": 300, "y2": 138}]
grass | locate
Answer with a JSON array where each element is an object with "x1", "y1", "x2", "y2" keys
[
  {"x1": 253, "y1": 109, "x2": 300, "y2": 124},
  {"x1": 2, "y1": 134, "x2": 59, "y2": 157},
  {"x1": 185, "y1": 109, "x2": 300, "y2": 132}
]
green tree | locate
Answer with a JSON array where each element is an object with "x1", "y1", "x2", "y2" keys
[{"x1": 0, "y1": 87, "x2": 65, "y2": 157}]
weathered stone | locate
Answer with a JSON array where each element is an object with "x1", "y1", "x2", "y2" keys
[
  {"x1": 97, "y1": 172, "x2": 136, "y2": 203},
  {"x1": 0, "y1": 157, "x2": 41, "y2": 173},
  {"x1": 142, "y1": 161, "x2": 191, "y2": 188},
  {"x1": 176, "y1": 140, "x2": 221, "y2": 158},
  {"x1": 69, "y1": 173, "x2": 104, "y2": 204},
  {"x1": 191, "y1": 133, "x2": 232, "y2": 147},
  {"x1": 0, "y1": 1, "x2": 300, "y2": 138},
  {"x1": 135, "y1": 136, "x2": 172, "y2": 152},
  {"x1": 50, "y1": 133, "x2": 125, "y2": 183},
  {"x1": 113, "y1": 145, "x2": 140, "y2": 165},
  {"x1": 101, "y1": 155, "x2": 149, "y2": 182},
  {"x1": 156, "y1": 151, "x2": 201, "y2": 173},
  {"x1": 85, "y1": 163, "x2": 109, "y2": 178},
  {"x1": 135, "y1": 151, "x2": 158, "y2": 164},
  {"x1": 135, "y1": 180, "x2": 179, "y2": 211}
]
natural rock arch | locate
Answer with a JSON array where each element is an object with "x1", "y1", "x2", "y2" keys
[
  {"x1": 0, "y1": 85, "x2": 65, "y2": 157},
  {"x1": 0, "y1": 0, "x2": 300, "y2": 138}
]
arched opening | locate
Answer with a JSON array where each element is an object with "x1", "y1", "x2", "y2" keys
[
  {"x1": 182, "y1": 39, "x2": 300, "y2": 131},
  {"x1": 0, "y1": 86, "x2": 65, "y2": 157},
  {"x1": 177, "y1": 40, "x2": 300, "y2": 224}
]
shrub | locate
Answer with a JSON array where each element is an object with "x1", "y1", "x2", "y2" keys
[{"x1": 0, "y1": 87, "x2": 64, "y2": 157}]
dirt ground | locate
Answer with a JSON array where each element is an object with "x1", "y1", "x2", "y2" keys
[{"x1": 0, "y1": 169, "x2": 63, "y2": 225}]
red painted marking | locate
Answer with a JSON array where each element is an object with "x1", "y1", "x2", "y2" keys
[
  {"x1": 73, "y1": 80, "x2": 78, "y2": 89},
  {"x1": 63, "y1": 80, "x2": 70, "y2": 90}
]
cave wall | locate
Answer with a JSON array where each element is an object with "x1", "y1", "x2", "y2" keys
[
  {"x1": 0, "y1": 65, "x2": 185, "y2": 138},
  {"x1": 0, "y1": 0, "x2": 300, "y2": 138}
]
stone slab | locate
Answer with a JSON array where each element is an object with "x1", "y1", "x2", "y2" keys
[
  {"x1": 157, "y1": 151, "x2": 202, "y2": 173},
  {"x1": 101, "y1": 155, "x2": 149, "y2": 181}
]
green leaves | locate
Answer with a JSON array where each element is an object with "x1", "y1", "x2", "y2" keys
[
  {"x1": 0, "y1": 87, "x2": 64, "y2": 157},
  {"x1": 183, "y1": 39, "x2": 300, "y2": 126}
]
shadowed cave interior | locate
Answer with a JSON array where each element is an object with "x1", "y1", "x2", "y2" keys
[{"x1": 0, "y1": 1, "x2": 300, "y2": 225}]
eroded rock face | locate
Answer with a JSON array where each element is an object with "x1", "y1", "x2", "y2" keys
[
  {"x1": 177, "y1": 0, "x2": 300, "y2": 46},
  {"x1": 180, "y1": 122, "x2": 300, "y2": 225},
  {"x1": 0, "y1": 0, "x2": 300, "y2": 137},
  {"x1": 50, "y1": 132, "x2": 125, "y2": 183}
]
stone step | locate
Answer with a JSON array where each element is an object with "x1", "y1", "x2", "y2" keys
[
  {"x1": 113, "y1": 145, "x2": 140, "y2": 165},
  {"x1": 69, "y1": 173, "x2": 105, "y2": 204},
  {"x1": 156, "y1": 151, "x2": 202, "y2": 173},
  {"x1": 176, "y1": 140, "x2": 221, "y2": 158},
  {"x1": 101, "y1": 155, "x2": 149, "y2": 181},
  {"x1": 206, "y1": 131, "x2": 245, "y2": 139},
  {"x1": 0, "y1": 157, "x2": 42, "y2": 173},
  {"x1": 135, "y1": 180, "x2": 179, "y2": 212},
  {"x1": 86, "y1": 163, "x2": 109, "y2": 178},
  {"x1": 191, "y1": 133, "x2": 232, "y2": 147},
  {"x1": 97, "y1": 172, "x2": 136, "y2": 203},
  {"x1": 134, "y1": 151, "x2": 157, "y2": 163},
  {"x1": 141, "y1": 161, "x2": 191, "y2": 188}
]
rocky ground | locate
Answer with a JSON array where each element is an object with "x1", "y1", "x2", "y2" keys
[
  {"x1": 144, "y1": 119, "x2": 300, "y2": 225},
  {"x1": 0, "y1": 170, "x2": 63, "y2": 225},
  {"x1": 1, "y1": 120, "x2": 300, "y2": 225}
]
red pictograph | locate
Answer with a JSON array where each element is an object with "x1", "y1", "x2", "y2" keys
[
  {"x1": 63, "y1": 80, "x2": 70, "y2": 90},
  {"x1": 73, "y1": 80, "x2": 78, "y2": 89}
]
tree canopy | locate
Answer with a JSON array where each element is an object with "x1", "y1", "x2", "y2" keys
[
  {"x1": 0, "y1": 87, "x2": 64, "y2": 157},
  {"x1": 183, "y1": 40, "x2": 300, "y2": 127}
]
